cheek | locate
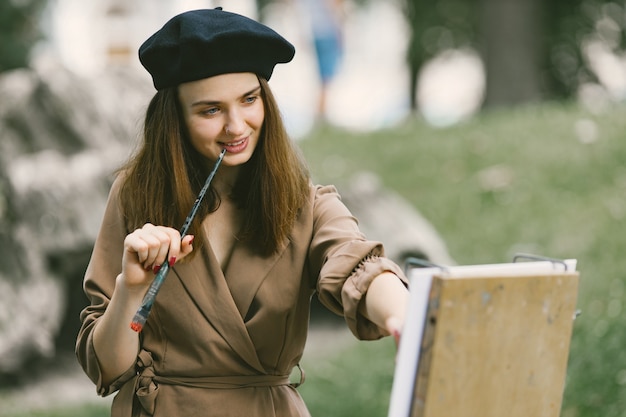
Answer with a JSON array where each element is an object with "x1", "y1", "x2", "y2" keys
[
  {"x1": 250, "y1": 104, "x2": 265, "y2": 129},
  {"x1": 188, "y1": 120, "x2": 221, "y2": 145}
]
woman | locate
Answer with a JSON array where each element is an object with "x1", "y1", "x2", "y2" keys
[{"x1": 76, "y1": 8, "x2": 409, "y2": 417}]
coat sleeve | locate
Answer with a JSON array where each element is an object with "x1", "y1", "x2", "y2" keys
[
  {"x1": 75, "y1": 175, "x2": 137, "y2": 397},
  {"x1": 309, "y1": 185, "x2": 408, "y2": 340}
]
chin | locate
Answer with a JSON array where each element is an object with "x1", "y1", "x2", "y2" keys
[{"x1": 224, "y1": 151, "x2": 254, "y2": 166}]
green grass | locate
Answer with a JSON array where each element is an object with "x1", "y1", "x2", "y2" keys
[
  {"x1": 4, "y1": 101, "x2": 624, "y2": 416},
  {"x1": 0, "y1": 404, "x2": 110, "y2": 417},
  {"x1": 300, "y1": 338, "x2": 396, "y2": 416}
]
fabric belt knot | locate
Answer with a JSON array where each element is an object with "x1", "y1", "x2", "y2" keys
[
  {"x1": 111, "y1": 349, "x2": 159, "y2": 417},
  {"x1": 135, "y1": 350, "x2": 159, "y2": 415}
]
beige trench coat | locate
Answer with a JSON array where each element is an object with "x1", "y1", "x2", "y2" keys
[{"x1": 76, "y1": 178, "x2": 406, "y2": 417}]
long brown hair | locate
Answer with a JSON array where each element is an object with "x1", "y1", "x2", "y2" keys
[{"x1": 118, "y1": 77, "x2": 310, "y2": 257}]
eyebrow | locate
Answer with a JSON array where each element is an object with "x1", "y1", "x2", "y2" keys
[{"x1": 190, "y1": 86, "x2": 262, "y2": 107}]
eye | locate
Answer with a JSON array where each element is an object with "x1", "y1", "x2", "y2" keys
[
  {"x1": 200, "y1": 106, "x2": 219, "y2": 116},
  {"x1": 244, "y1": 95, "x2": 258, "y2": 104}
]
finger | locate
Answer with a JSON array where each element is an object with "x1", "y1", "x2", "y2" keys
[
  {"x1": 178, "y1": 235, "x2": 195, "y2": 260},
  {"x1": 158, "y1": 226, "x2": 182, "y2": 266},
  {"x1": 144, "y1": 227, "x2": 177, "y2": 271},
  {"x1": 122, "y1": 232, "x2": 156, "y2": 287},
  {"x1": 132, "y1": 223, "x2": 158, "y2": 265},
  {"x1": 385, "y1": 316, "x2": 403, "y2": 347},
  {"x1": 126, "y1": 224, "x2": 168, "y2": 270},
  {"x1": 124, "y1": 229, "x2": 153, "y2": 265}
]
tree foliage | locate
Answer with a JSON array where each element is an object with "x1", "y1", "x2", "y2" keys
[
  {"x1": 0, "y1": 0, "x2": 47, "y2": 73},
  {"x1": 402, "y1": 0, "x2": 478, "y2": 108},
  {"x1": 546, "y1": 0, "x2": 626, "y2": 96},
  {"x1": 403, "y1": 0, "x2": 626, "y2": 107}
]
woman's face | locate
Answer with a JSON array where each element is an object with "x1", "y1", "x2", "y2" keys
[{"x1": 178, "y1": 72, "x2": 265, "y2": 166}]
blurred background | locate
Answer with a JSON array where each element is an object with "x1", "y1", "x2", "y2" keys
[{"x1": 0, "y1": 0, "x2": 625, "y2": 416}]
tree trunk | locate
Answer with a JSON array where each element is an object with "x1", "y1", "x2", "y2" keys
[{"x1": 479, "y1": 0, "x2": 545, "y2": 107}]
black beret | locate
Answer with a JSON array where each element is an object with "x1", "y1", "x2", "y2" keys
[{"x1": 139, "y1": 8, "x2": 295, "y2": 90}]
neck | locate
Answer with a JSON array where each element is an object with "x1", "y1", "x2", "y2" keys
[{"x1": 212, "y1": 164, "x2": 240, "y2": 196}]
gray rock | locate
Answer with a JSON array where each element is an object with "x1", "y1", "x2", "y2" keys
[
  {"x1": 338, "y1": 171, "x2": 455, "y2": 267},
  {"x1": 0, "y1": 60, "x2": 151, "y2": 376}
]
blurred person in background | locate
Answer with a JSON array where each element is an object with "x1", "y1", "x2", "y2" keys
[{"x1": 296, "y1": 0, "x2": 345, "y2": 123}]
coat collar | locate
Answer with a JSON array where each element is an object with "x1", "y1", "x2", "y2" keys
[{"x1": 224, "y1": 239, "x2": 288, "y2": 319}]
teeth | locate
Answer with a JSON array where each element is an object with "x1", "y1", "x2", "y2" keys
[{"x1": 226, "y1": 138, "x2": 245, "y2": 146}]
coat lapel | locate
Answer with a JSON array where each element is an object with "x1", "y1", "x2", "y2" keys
[
  {"x1": 224, "y1": 239, "x2": 288, "y2": 320},
  {"x1": 171, "y1": 244, "x2": 265, "y2": 373}
]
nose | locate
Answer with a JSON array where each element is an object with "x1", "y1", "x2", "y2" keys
[{"x1": 224, "y1": 109, "x2": 246, "y2": 136}]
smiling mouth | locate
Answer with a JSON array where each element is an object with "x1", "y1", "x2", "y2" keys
[
  {"x1": 221, "y1": 138, "x2": 246, "y2": 147},
  {"x1": 219, "y1": 136, "x2": 249, "y2": 153}
]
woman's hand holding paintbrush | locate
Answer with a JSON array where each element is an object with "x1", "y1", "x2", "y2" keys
[
  {"x1": 127, "y1": 149, "x2": 227, "y2": 332},
  {"x1": 122, "y1": 224, "x2": 195, "y2": 290}
]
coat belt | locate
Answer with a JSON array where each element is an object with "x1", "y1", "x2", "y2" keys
[{"x1": 113, "y1": 350, "x2": 298, "y2": 417}]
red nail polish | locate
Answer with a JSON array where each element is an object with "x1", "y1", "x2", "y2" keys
[
  {"x1": 189, "y1": 236, "x2": 195, "y2": 245},
  {"x1": 393, "y1": 329, "x2": 401, "y2": 347},
  {"x1": 169, "y1": 257, "x2": 176, "y2": 266},
  {"x1": 153, "y1": 264, "x2": 161, "y2": 274}
]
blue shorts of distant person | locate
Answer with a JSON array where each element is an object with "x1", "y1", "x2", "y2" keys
[{"x1": 313, "y1": 34, "x2": 342, "y2": 84}]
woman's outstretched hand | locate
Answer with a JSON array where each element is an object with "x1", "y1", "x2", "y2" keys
[
  {"x1": 359, "y1": 272, "x2": 409, "y2": 348},
  {"x1": 121, "y1": 223, "x2": 195, "y2": 290},
  {"x1": 385, "y1": 316, "x2": 404, "y2": 348}
]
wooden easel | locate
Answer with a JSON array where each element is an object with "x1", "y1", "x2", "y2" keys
[{"x1": 388, "y1": 258, "x2": 580, "y2": 417}]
